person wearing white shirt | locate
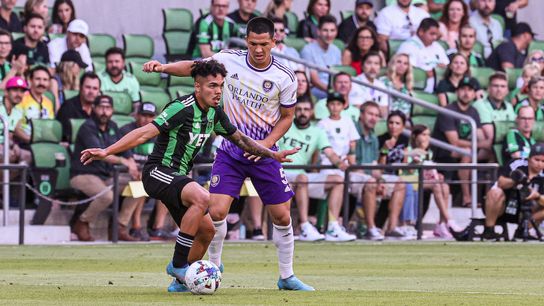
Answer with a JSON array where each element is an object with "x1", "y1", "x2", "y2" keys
[
  {"x1": 375, "y1": 0, "x2": 430, "y2": 54},
  {"x1": 469, "y1": 0, "x2": 503, "y2": 58},
  {"x1": 351, "y1": 51, "x2": 389, "y2": 116},
  {"x1": 271, "y1": 17, "x2": 301, "y2": 72},
  {"x1": 48, "y1": 19, "x2": 92, "y2": 72},
  {"x1": 397, "y1": 18, "x2": 450, "y2": 93}
]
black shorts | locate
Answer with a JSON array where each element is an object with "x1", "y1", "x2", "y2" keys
[{"x1": 142, "y1": 164, "x2": 194, "y2": 226}]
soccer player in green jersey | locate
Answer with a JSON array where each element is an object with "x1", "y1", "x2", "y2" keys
[{"x1": 80, "y1": 60, "x2": 297, "y2": 292}]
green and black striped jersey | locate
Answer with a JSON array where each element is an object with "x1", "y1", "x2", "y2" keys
[{"x1": 147, "y1": 93, "x2": 237, "y2": 175}]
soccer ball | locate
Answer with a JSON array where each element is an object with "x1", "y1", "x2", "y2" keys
[{"x1": 185, "y1": 260, "x2": 222, "y2": 295}]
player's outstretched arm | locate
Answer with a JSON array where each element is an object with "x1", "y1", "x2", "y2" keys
[
  {"x1": 142, "y1": 60, "x2": 195, "y2": 77},
  {"x1": 80, "y1": 123, "x2": 160, "y2": 165},
  {"x1": 226, "y1": 130, "x2": 299, "y2": 163}
]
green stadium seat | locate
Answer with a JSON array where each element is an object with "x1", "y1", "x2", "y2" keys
[
  {"x1": 111, "y1": 114, "x2": 135, "y2": 128},
  {"x1": 472, "y1": 41, "x2": 484, "y2": 59},
  {"x1": 491, "y1": 14, "x2": 505, "y2": 33},
  {"x1": 388, "y1": 39, "x2": 404, "y2": 59},
  {"x1": 411, "y1": 90, "x2": 439, "y2": 116},
  {"x1": 285, "y1": 11, "x2": 299, "y2": 36},
  {"x1": 412, "y1": 67, "x2": 428, "y2": 91},
  {"x1": 30, "y1": 119, "x2": 71, "y2": 191},
  {"x1": 87, "y1": 34, "x2": 116, "y2": 58},
  {"x1": 375, "y1": 119, "x2": 387, "y2": 136},
  {"x1": 435, "y1": 66, "x2": 447, "y2": 82},
  {"x1": 11, "y1": 32, "x2": 24, "y2": 41},
  {"x1": 123, "y1": 34, "x2": 154, "y2": 64},
  {"x1": 505, "y1": 67, "x2": 522, "y2": 90},
  {"x1": 169, "y1": 75, "x2": 194, "y2": 87},
  {"x1": 437, "y1": 40, "x2": 449, "y2": 52},
  {"x1": 331, "y1": 65, "x2": 357, "y2": 76},
  {"x1": 446, "y1": 92, "x2": 457, "y2": 104},
  {"x1": 533, "y1": 121, "x2": 544, "y2": 142},
  {"x1": 411, "y1": 115, "x2": 437, "y2": 131},
  {"x1": 63, "y1": 90, "x2": 78, "y2": 101},
  {"x1": 340, "y1": 10, "x2": 354, "y2": 20},
  {"x1": 104, "y1": 91, "x2": 133, "y2": 115},
  {"x1": 69, "y1": 118, "x2": 86, "y2": 145},
  {"x1": 140, "y1": 90, "x2": 171, "y2": 112},
  {"x1": 163, "y1": 31, "x2": 192, "y2": 61},
  {"x1": 168, "y1": 86, "x2": 193, "y2": 100},
  {"x1": 49, "y1": 33, "x2": 65, "y2": 41},
  {"x1": 333, "y1": 39, "x2": 345, "y2": 52},
  {"x1": 472, "y1": 67, "x2": 495, "y2": 89},
  {"x1": 162, "y1": 8, "x2": 193, "y2": 32},
  {"x1": 284, "y1": 36, "x2": 307, "y2": 52},
  {"x1": 128, "y1": 61, "x2": 162, "y2": 90},
  {"x1": 529, "y1": 40, "x2": 544, "y2": 54},
  {"x1": 93, "y1": 61, "x2": 105, "y2": 73}
]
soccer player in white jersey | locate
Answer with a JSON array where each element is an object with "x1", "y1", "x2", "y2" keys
[{"x1": 143, "y1": 17, "x2": 314, "y2": 291}]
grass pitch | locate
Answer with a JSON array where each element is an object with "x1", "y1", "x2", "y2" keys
[{"x1": 1, "y1": 242, "x2": 544, "y2": 305}]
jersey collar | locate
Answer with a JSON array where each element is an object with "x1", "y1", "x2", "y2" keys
[{"x1": 245, "y1": 53, "x2": 273, "y2": 72}]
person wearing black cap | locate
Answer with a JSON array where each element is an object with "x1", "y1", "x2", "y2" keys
[
  {"x1": 482, "y1": 142, "x2": 544, "y2": 241},
  {"x1": 486, "y1": 22, "x2": 535, "y2": 71},
  {"x1": 70, "y1": 94, "x2": 142, "y2": 242},
  {"x1": 337, "y1": 0, "x2": 376, "y2": 44},
  {"x1": 50, "y1": 49, "x2": 89, "y2": 105},
  {"x1": 432, "y1": 76, "x2": 488, "y2": 206}
]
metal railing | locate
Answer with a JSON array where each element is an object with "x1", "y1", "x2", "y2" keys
[
  {"x1": 1, "y1": 115, "x2": 10, "y2": 226},
  {"x1": 270, "y1": 50, "x2": 481, "y2": 215},
  {"x1": 0, "y1": 164, "x2": 28, "y2": 244}
]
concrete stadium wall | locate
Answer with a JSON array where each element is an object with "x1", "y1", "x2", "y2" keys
[{"x1": 17, "y1": 0, "x2": 543, "y2": 61}]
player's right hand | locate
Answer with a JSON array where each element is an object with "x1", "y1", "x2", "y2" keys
[
  {"x1": 80, "y1": 148, "x2": 108, "y2": 165},
  {"x1": 142, "y1": 60, "x2": 163, "y2": 73},
  {"x1": 272, "y1": 147, "x2": 300, "y2": 163}
]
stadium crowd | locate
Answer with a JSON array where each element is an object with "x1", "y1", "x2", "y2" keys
[{"x1": 1, "y1": 0, "x2": 543, "y2": 242}]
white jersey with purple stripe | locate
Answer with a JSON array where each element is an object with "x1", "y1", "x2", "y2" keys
[{"x1": 211, "y1": 49, "x2": 297, "y2": 162}]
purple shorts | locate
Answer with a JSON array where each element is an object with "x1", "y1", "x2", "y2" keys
[{"x1": 209, "y1": 150, "x2": 294, "y2": 205}]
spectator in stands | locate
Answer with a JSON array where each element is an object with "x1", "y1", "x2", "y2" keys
[
  {"x1": 0, "y1": 0, "x2": 22, "y2": 32},
  {"x1": 351, "y1": 51, "x2": 388, "y2": 114},
  {"x1": 502, "y1": 105, "x2": 535, "y2": 164},
  {"x1": 338, "y1": 0, "x2": 377, "y2": 45},
  {"x1": 0, "y1": 77, "x2": 26, "y2": 164},
  {"x1": 397, "y1": 17, "x2": 450, "y2": 93},
  {"x1": 271, "y1": 17, "x2": 300, "y2": 72},
  {"x1": 228, "y1": 0, "x2": 258, "y2": 36},
  {"x1": 342, "y1": 26, "x2": 385, "y2": 76},
  {"x1": 428, "y1": 0, "x2": 447, "y2": 18},
  {"x1": 11, "y1": 13, "x2": 49, "y2": 66},
  {"x1": 432, "y1": 76, "x2": 487, "y2": 206},
  {"x1": 279, "y1": 96, "x2": 347, "y2": 241},
  {"x1": 439, "y1": 0, "x2": 470, "y2": 49},
  {"x1": 469, "y1": 0, "x2": 503, "y2": 58},
  {"x1": 514, "y1": 76, "x2": 544, "y2": 119},
  {"x1": 375, "y1": 0, "x2": 430, "y2": 55},
  {"x1": 70, "y1": 95, "x2": 142, "y2": 242},
  {"x1": 473, "y1": 72, "x2": 516, "y2": 161},
  {"x1": 0, "y1": 29, "x2": 26, "y2": 89},
  {"x1": 263, "y1": 0, "x2": 293, "y2": 28},
  {"x1": 50, "y1": 50, "x2": 87, "y2": 105},
  {"x1": 14, "y1": 66, "x2": 54, "y2": 144},
  {"x1": 48, "y1": 19, "x2": 92, "y2": 72},
  {"x1": 437, "y1": 53, "x2": 479, "y2": 106},
  {"x1": 523, "y1": 50, "x2": 544, "y2": 77},
  {"x1": 355, "y1": 102, "x2": 407, "y2": 241},
  {"x1": 23, "y1": 0, "x2": 48, "y2": 22},
  {"x1": 297, "y1": 0, "x2": 330, "y2": 42},
  {"x1": 446, "y1": 25, "x2": 485, "y2": 67},
  {"x1": 188, "y1": 0, "x2": 238, "y2": 59},
  {"x1": 314, "y1": 72, "x2": 361, "y2": 122},
  {"x1": 56, "y1": 72, "x2": 100, "y2": 142},
  {"x1": 380, "y1": 53, "x2": 414, "y2": 117},
  {"x1": 49, "y1": 0, "x2": 75, "y2": 34},
  {"x1": 482, "y1": 142, "x2": 544, "y2": 241},
  {"x1": 300, "y1": 14, "x2": 340, "y2": 100},
  {"x1": 492, "y1": 0, "x2": 528, "y2": 38},
  {"x1": 118, "y1": 102, "x2": 159, "y2": 241},
  {"x1": 295, "y1": 70, "x2": 312, "y2": 100},
  {"x1": 99, "y1": 47, "x2": 140, "y2": 110},
  {"x1": 487, "y1": 22, "x2": 534, "y2": 71},
  {"x1": 511, "y1": 62, "x2": 540, "y2": 104}
]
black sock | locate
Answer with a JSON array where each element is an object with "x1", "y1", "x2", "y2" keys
[
  {"x1": 484, "y1": 226, "x2": 494, "y2": 234},
  {"x1": 173, "y1": 232, "x2": 194, "y2": 268}
]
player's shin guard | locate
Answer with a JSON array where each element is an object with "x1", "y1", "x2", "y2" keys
[
  {"x1": 273, "y1": 218, "x2": 295, "y2": 279},
  {"x1": 208, "y1": 219, "x2": 227, "y2": 267}
]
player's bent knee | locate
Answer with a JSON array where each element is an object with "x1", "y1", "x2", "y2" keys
[{"x1": 209, "y1": 206, "x2": 228, "y2": 222}]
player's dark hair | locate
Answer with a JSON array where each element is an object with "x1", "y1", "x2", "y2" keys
[
  {"x1": 191, "y1": 60, "x2": 227, "y2": 79},
  {"x1": 24, "y1": 13, "x2": 45, "y2": 26},
  {"x1": 489, "y1": 71, "x2": 508, "y2": 84},
  {"x1": 418, "y1": 17, "x2": 439, "y2": 33},
  {"x1": 362, "y1": 50, "x2": 381, "y2": 64},
  {"x1": 27, "y1": 65, "x2": 51, "y2": 79},
  {"x1": 80, "y1": 71, "x2": 101, "y2": 88},
  {"x1": 105, "y1": 47, "x2": 125, "y2": 60},
  {"x1": 296, "y1": 95, "x2": 314, "y2": 108},
  {"x1": 318, "y1": 14, "x2": 337, "y2": 29},
  {"x1": 387, "y1": 110, "x2": 407, "y2": 126},
  {"x1": 247, "y1": 17, "x2": 275, "y2": 39}
]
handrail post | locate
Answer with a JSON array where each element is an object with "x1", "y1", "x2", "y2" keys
[
  {"x1": 416, "y1": 165, "x2": 424, "y2": 240},
  {"x1": 342, "y1": 167, "x2": 352, "y2": 229},
  {"x1": 18, "y1": 165, "x2": 27, "y2": 245},
  {"x1": 112, "y1": 166, "x2": 120, "y2": 243},
  {"x1": 1, "y1": 114, "x2": 10, "y2": 226}
]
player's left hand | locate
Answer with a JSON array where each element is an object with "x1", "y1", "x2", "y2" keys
[
  {"x1": 271, "y1": 147, "x2": 300, "y2": 163},
  {"x1": 80, "y1": 148, "x2": 108, "y2": 165}
]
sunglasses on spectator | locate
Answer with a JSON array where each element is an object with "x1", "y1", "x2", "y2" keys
[
  {"x1": 357, "y1": 35, "x2": 373, "y2": 40},
  {"x1": 531, "y1": 57, "x2": 544, "y2": 63}
]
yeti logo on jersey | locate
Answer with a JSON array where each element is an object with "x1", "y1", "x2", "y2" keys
[
  {"x1": 262, "y1": 80, "x2": 273, "y2": 93},
  {"x1": 195, "y1": 122, "x2": 201, "y2": 129},
  {"x1": 158, "y1": 111, "x2": 169, "y2": 126},
  {"x1": 210, "y1": 175, "x2": 220, "y2": 187},
  {"x1": 189, "y1": 132, "x2": 210, "y2": 147}
]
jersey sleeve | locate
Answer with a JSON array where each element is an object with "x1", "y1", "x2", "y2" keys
[
  {"x1": 213, "y1": 107, "x2": 237, "y2": 136},
  {"x1": 280, "y1": 74, "x2": 298, "y2": 107},
  {"x1": 504, "y1": 130, "x2": 519, "y2": 154},
  {"x1": 197, "y1": 19, "x2": 211, "y2": 44},
  {"x1": 152, "y1": 102, "x2": 189, "y2": 132}
]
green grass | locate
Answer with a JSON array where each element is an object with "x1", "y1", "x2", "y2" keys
[{"x1": 1, "y1": 242, "x2": 544, "y2": 305}]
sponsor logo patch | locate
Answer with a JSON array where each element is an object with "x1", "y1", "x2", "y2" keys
[
  {"x1": 210, "y1": 175, "x2": 220, "y2": 187},
  {"x1": 262, "y1": 80, "x2": 273, "y2": 93}
]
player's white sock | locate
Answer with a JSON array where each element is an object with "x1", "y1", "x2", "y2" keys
[
  {"x1": 273, "y1": 219, "x2": 294, "y2": 279},
  {"x1": 208, "y1": 219, "x2": 227, "y2": 267}
]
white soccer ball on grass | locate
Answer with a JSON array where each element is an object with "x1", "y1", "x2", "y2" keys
[{"x1": 185, "y1": 260, "x2": 222, "y2": 295}]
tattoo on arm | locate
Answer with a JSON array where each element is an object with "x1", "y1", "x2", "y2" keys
[{"x1": 227, "y1": 130, "x2": 274, "y2": 158}]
